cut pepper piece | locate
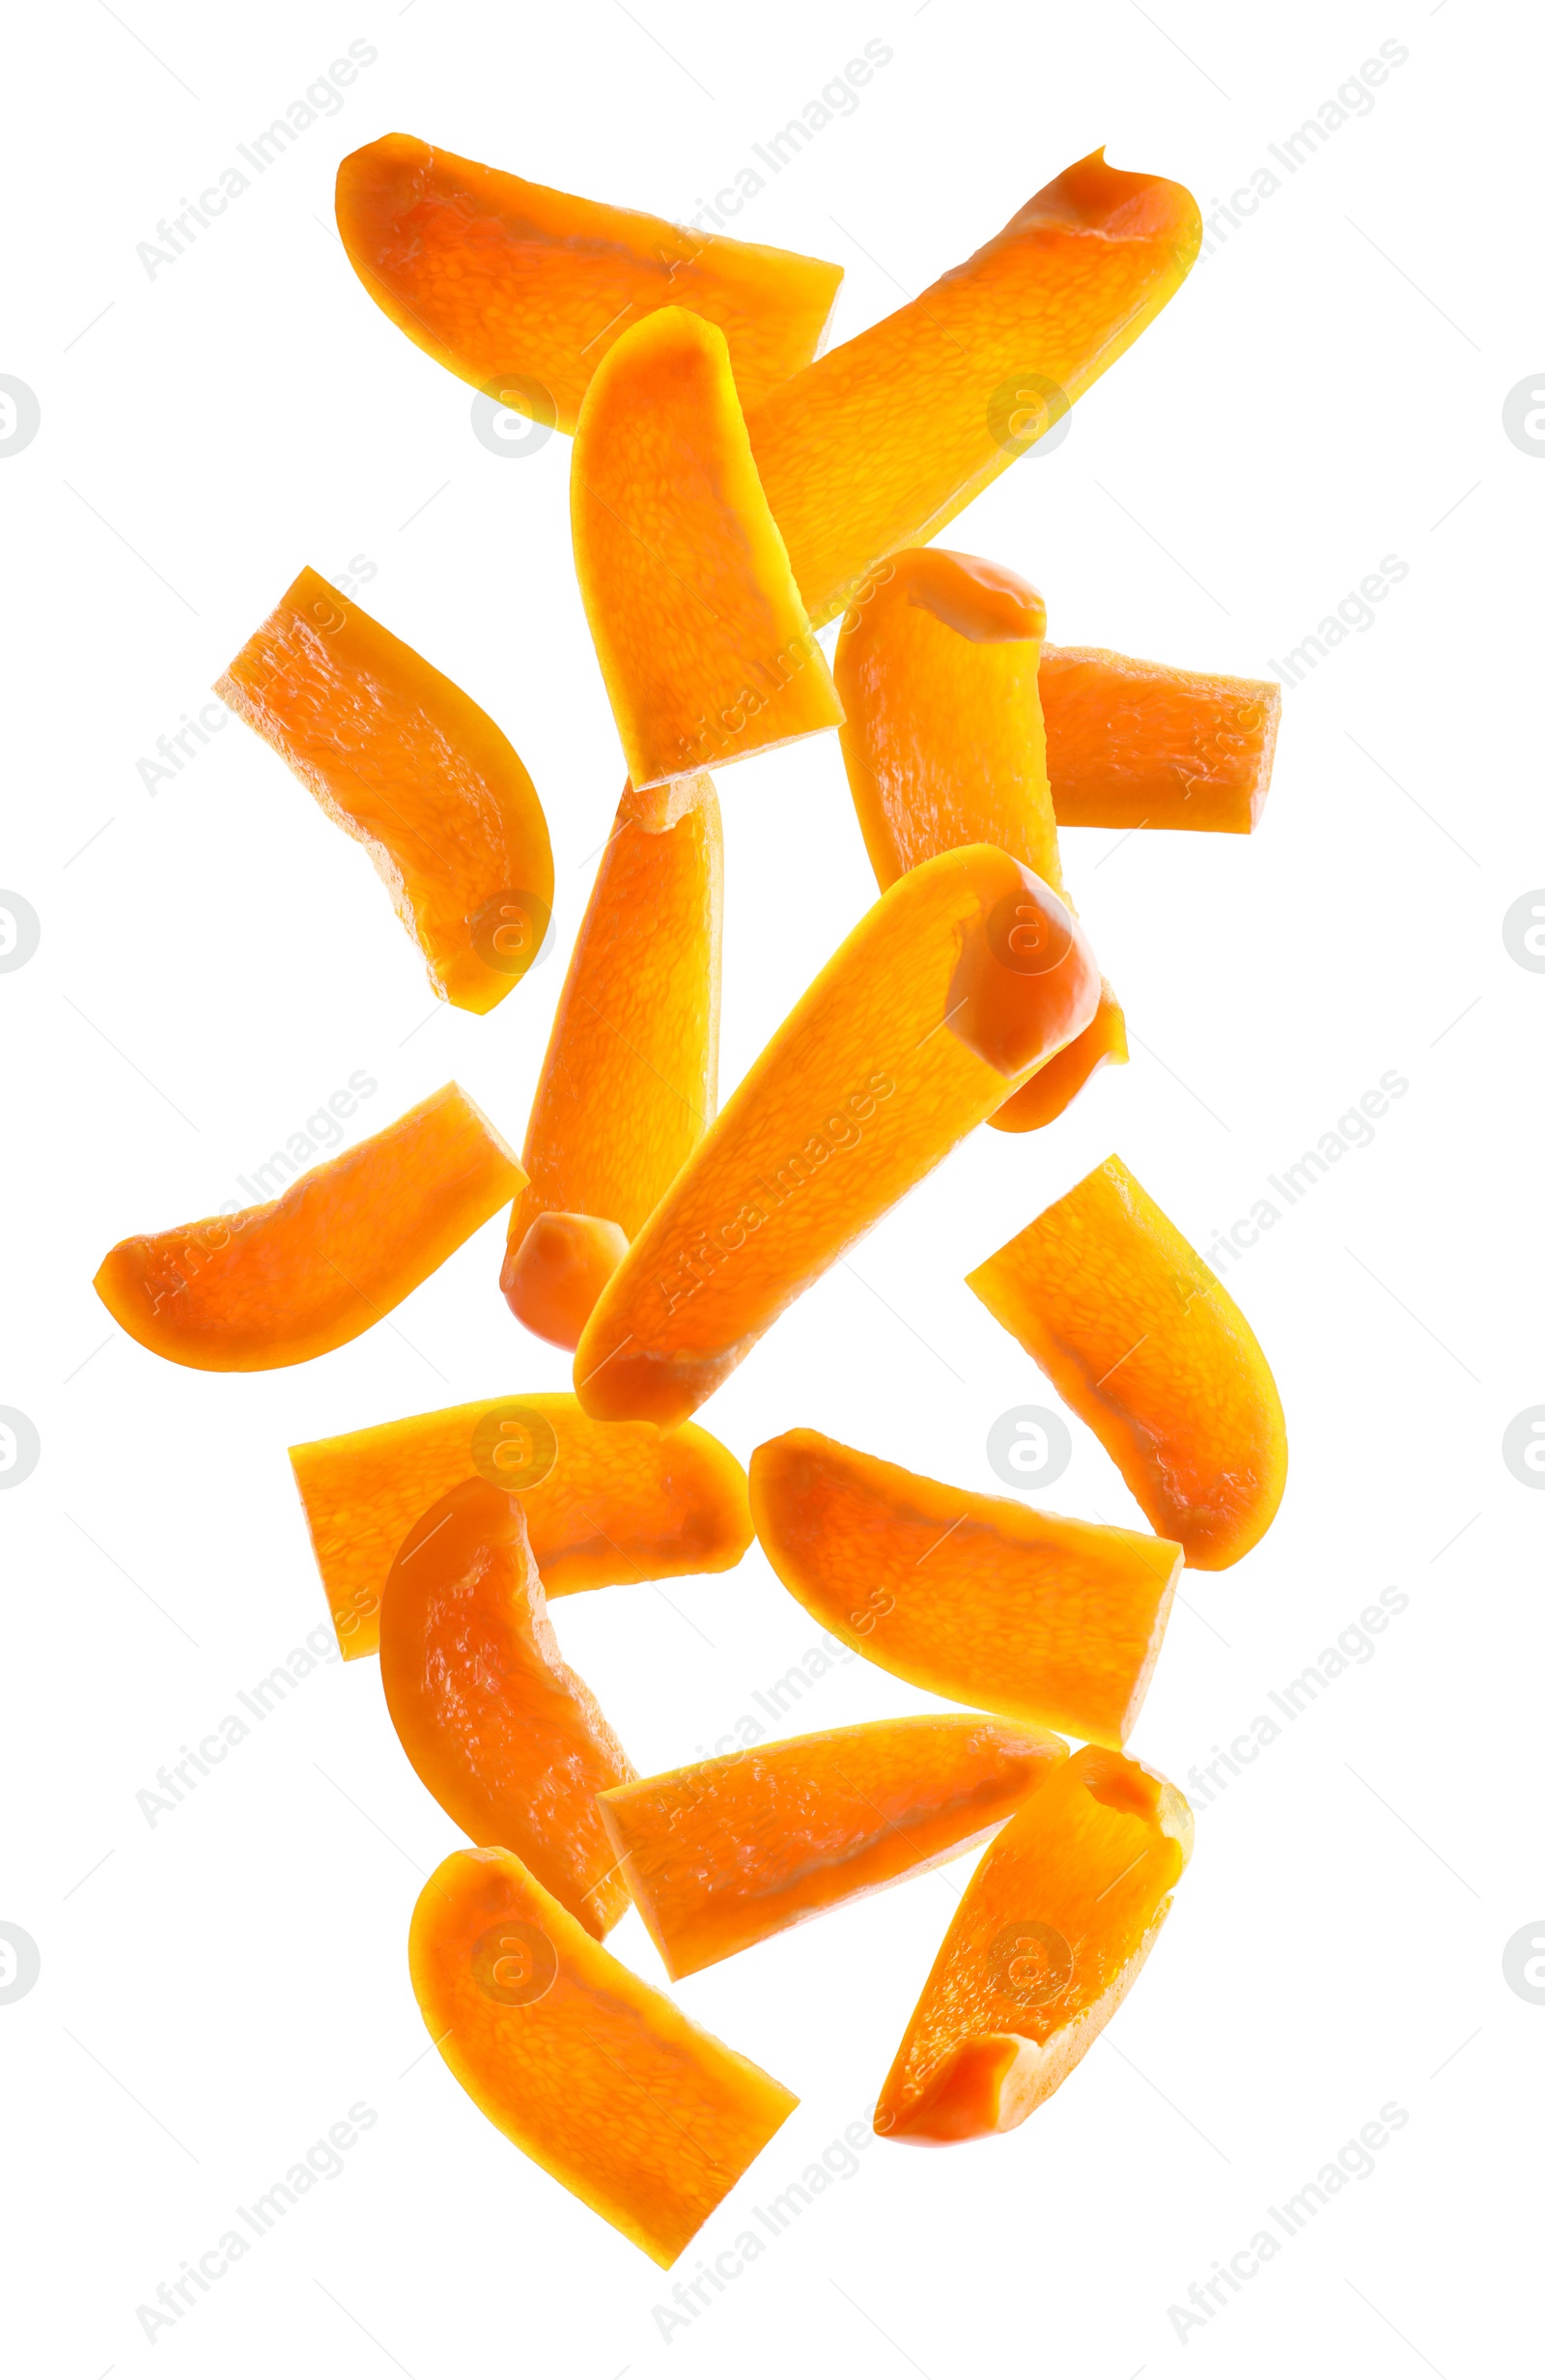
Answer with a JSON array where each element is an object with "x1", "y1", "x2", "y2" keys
[
  {"x1": 876, "y1": 1745, "x2": 1192, "y2": 2142},
  {"x1": 834, "y1": 545, "x2": 1125, "y2": 1133},
  {"x1": 96, "y1": 1084, "x2": 521, "y2": 1374},
  {"x1": 215, "y1": 568, "x2": 552, "y2": 1014},
  {"x1": 599, "y1": 1714, "x2": 1067, "y2": 1979},
  {"x1": 574, "y1": 845, "x2": 1099, "y2": 1429},
  {"x1": 410, "y1": 1846, "x2": 798, "y2": 2264},
  {"x1": 747, "y1": 149, "x2": 1202, "y2": 627},
  {"x1": 572, "y1": 307, "x2": 842, "y2": 790},
  {"x1": 291, "y1": 1393, "x2": 752, "y2": 1659},
  {"x1": 336, "y1": 133, "x2": 843, "y2": 428},
  {"x1": 750, "y1": 1430, "x2": 1179, "y2": 1747},
  {"x1": 1042, "y1": 646, "x2": 1280, "y2": 833},
  {"x1": 968, "y1": 1155, "x2": 1287, "y2": 1568},
  {"x1": 505, "y1": 1212, "x2": 630, "y2": 1350},
  {"x1": 502, "y1": 775, "x2": 721, "y2": 1346},
  {"x1": 381, "y1": 1482, "x2": 632, "y2": 1937}
]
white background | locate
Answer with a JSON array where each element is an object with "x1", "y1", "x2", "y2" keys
[{"x1": 3, "y1": 1, "x2": 1540, "y2": 2372}]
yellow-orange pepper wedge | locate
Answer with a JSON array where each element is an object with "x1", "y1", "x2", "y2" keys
[
  {"x1": 575, "y1": 846, "x2": 1100, "y2": 1429},
  {"x1": 381, "y1": 1482, "x2": 632, "y2": 1937},
  {"x1": 599, "y1": 1714, "x2": 1067, "y2": 1980},
  {"x1": 504, "y1": 1213, "x2": 631, "y2": 1351},
  {"x1": 215, "y1": 568, "x2": 552, "y2": 1014},
  {"x1": 876, "y1": 1745, "x2": 1192, "y2": 2143},
  {"x1": 1042, "y1": 645, "x2": 1280, "y2": 833},
  {"x1": 750, "y1": 1430, "x2": 1180, "y2": 1747},
  {"x1": 96, "y1": 1085, "x2": 521, "y2": 1374},
  {"x1": 747, "y1": 149, "x2": 1201, "y2": 628},
  {"x1": 291, "y1": 1393, "x2": 752, "y2": 1658},
  {"x1": 572, "y1": 307, "x2": 842, "y2": 791},
  {"x1": 502, "y1": 776, "x2": 721, "y2": 1347},
  {"x1": 968, "y1": 1155, "x2": 1287, "y2": 1568},
  {"x1": 410, "y1": 1846, "x2": 798, "y2": 2264},
  {"x1": 336, "y1": 133, "x2": 843, "y2": 429},
  {"x1": 834, "y1": 546, "x2": 1125, "y2": 1133}
]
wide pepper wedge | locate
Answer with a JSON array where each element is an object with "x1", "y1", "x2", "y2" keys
[
  {"x1": 876, "y1": 1746, "x2": 1192, "y2": 2142},
  {"x1": 574, "y1": 845, "x2": 1099, "y2": 1429},
  {"x1": 750, "y1": 1430, "x2": 1180, "y2": 1747},
  {"x1": 216, "y1": 568, "x2": 552, "y2": 1013},
  {"x1": 969, "y1": 1155, "x2": 1287, "y2": 1567},
  {"x1": 291, "y1": 1392, "x2": 751, "y2": 1658},
  {"x1": 1041, "y1": 645, "x2": 1280, "y2": 833},
  {"x1": 96, "y1": 1084, "x2": 522, "y2": 1373},
  {"x1": 599, "y1": 1714, "x2": 1066, "y2": 1979},
  {"x1": 410, "y1": 1846, "x2": 798, "y2": 2264}
]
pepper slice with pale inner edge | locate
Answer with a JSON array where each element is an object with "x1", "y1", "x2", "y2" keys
[{"x1": 1041, "y1": 645, "x2": 1280, "y2": 833}]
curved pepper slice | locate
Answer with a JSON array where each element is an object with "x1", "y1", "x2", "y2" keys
[
  {"x1": 336, "y1": 133, "x2": 842, "y2": 428},
  {"x1": 876, "y1": 1746, "x2": 1192, "y2": 2142},
  {"x1": 502, "y1": 775, "x2": 722, "y2": 1346},
  {"x1": 381, "y1": 1482, "x2": 632, "y2": 1936},
  {"x1": 96, "y1": 1084, "x2": 521, "y2": 1373},
  {"x1": 215, "y1": 568, "x2": 552, "y2": 1014},
  {"x1": 1042, "y1": 646, "x2": 1280, "y2": 833},
  {"x1": 599, "y1": 1714, "x2": 1066, "y2": 1979},
  {"x1": 574, "y1": 845, "x2": 1099, "y2": 1429},
  {"x1": 748, "y1": 149, "x2": 1202, "y2": 628},
  {"x1": 834, "y1": 546, "x2": 1125, "y2": 1132},
  {"x1": 572, "y1": 307, "x2": 842, "y2": 791},
  {"x1": 750, "y1": 1430, "x2": 1179, "y2": 1747},
  {"x1": 968, "y1": 1154, "x2": 1287, "y2": 1568},
  {"x1": 410, "y1": 1846, "x2": 798, "y2": 2264},
  {"x1": 291, "y1": 1393, "x2": 752, "y2": 1658}
]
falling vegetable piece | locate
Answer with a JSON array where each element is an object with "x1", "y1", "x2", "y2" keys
[
  {"x1": 96, "y1": 1084, "x2": 522, "y2": 1374},
  {"x1": 1041, "y1": 646, "x2": 1280, "y2": 833},
  {"x1": 336, "y1": 133, "x2": 843, "y2": 429},
  {"x1": 215, "y1": 568, "x2": 552, "y2": 1014},
  {"x1": 291, "y1": 1393, "x2": 752, "y2": 1659},
  {"x1": 410, "y1": 1846, "x2": 798, "y2": 2264},
  {"x1": 876, "y1": 1746, "x2": 1192, "y2": 2142},
  {"x1": 834, "y1": 546, "x2": 1126, "y2": 1132},
  {"x1": 380, "y1": 1482, "x2": 633, "y2": 1937},
  {"x1": 750, "y1": 1431, "x2": 1180, "y2": 1747},
  {"x1": 968, "y1": 1155, "x2": 1287, "y2": 1568},
  {"x1": 505, "y1": 1212, "x2": 631, "y2": 1351},
  {"x1": 572, "y1": 306, "x2": 842, "y2": 791},
  {"x1": 747, "y1": 149, "x2": 1202, "y2": 628},
  {"x1": 574, "y1": 845, "x2": 1099, "y2": 1430},
  {"x1": 599, "y1": 1714, "x2": 1067, "y2": 1980}
]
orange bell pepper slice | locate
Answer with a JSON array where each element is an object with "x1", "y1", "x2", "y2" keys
[
  {"x1": 216, "y1": 568, "x2": 552, "y2": 1014},
  {"x1": 502, "y1": 775, "x2": 721, "y2": 1347},
  {"x1": 290, "y1": 1392, "x2": 752, "y2": 1659},
  {"x1": 876, "y1": 1745, "x2": 1192, "y2": 2142},
  {"x1": 1042, "y1": 645, "x2": 1280, "y2": 833},
  {"x1": 410, "y1": 1846, "x2": 798, "y2": 2265},
  {"x1": 336, "y1": 133, "x2": 842, "y2": 429},
  {"x1": 599, "y1": 1714, "x2": 1066, "y2": 1980},
  {"x1": 96, "y1": 1084, "x2": 521, "y2": 1373},
  {"x1": 747, "y1": 149, "x2": 1201, "y2": 628},
  {"x1": 572, "y1": 307, "x2": 842, "y2": 790},
  {"x1": 968, "y1": 1155, "x2": 1287, "y2": 1568},
  {"x1": 574, "y1": 845, "x2": 1099, "y2": 1429},
  {"x1": 381, "y1": 1482, "x2": 632, "y2": 1937},
  {"x1": 750, "y1": 1430, "x2": 1180, "y2": 1747},
  {"x1": 834, "y1": 546, "x2": 1126, "y2": 1132}
]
